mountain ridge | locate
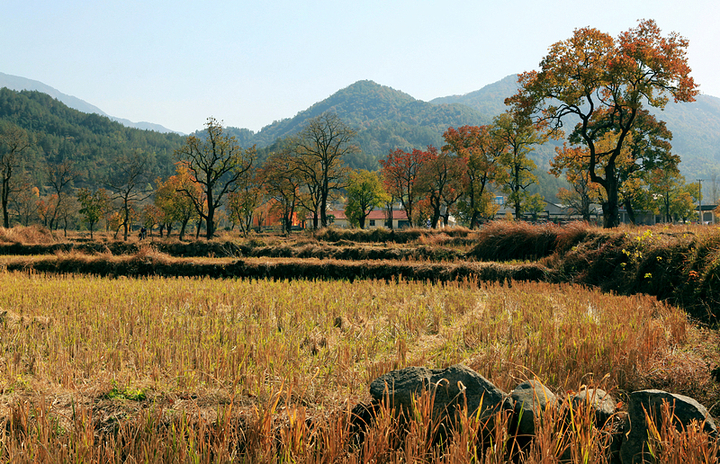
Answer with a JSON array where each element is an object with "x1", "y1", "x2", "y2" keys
[{"x1": 0, "y1": 72, "x2": 180, "y2": 134}]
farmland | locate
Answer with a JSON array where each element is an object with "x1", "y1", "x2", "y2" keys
[{"x1": 0, "y1": 222, "x2": 719, "y2": 462}]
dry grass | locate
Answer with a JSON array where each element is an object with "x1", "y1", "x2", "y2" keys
[{"x1": 0, "y1": 272, "x2": 716, "y2": 461}]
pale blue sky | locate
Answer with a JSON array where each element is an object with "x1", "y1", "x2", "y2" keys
[{"x1": 3, "y1": 0, "x2": 718, "y2": 134}]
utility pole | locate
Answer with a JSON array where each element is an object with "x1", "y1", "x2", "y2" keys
[{"x1": 697, "y1": 179, "x2": 704, "y2": 224}]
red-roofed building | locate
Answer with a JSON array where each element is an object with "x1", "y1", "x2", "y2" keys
[{"x1": 310, "y1": 208, "x2": 411, "y2": 229}]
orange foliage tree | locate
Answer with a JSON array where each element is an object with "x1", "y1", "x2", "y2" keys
[
  {"x1": 507, "y1": 19, "x2": 698, "y2": 227},
  {"x1": 379, "y1": 148, "x2": 432, "y2": 227},
  {"x1": 443, "y1": 125, "x2": 506, "y2": 228}
]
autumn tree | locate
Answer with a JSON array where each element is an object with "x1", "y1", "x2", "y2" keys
[
  {"x1": 154, "y1": 163, "x2": 200, "y2": 240},
  {"x1": 380, "y1": 148, "x2": 431, "y2": 227},
  {"x1": 507, "y1": 19, "x2": 698, "y2": 227},
  {"x1": 416, "y1": 146, "x2": 465, "y2": 228},
  {"x1": 0, "y1": 123, "x2": 32, "y2": 228},
  {"x1": 174, "y1": 117, "x2": 256, "y2": 239},
  {"x1": 261, "y1": 150, "x2": 303, "y2": 235},
  {"x1": 344, "y1": 169, "x2": 389, "y2": 229},
  {"x1": 443, "y1": 125, "x2": 506, "y2": 228},
  {"x1": 493, "y1": 112, "x2": 546, "y2": 219},
  {"x1": 77, "y1": 187, "x2": 110, "y2": 239}
]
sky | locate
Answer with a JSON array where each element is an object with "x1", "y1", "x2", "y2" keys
[{"x1": 2, "y1": 0, "x2": 719, "y2": 134}]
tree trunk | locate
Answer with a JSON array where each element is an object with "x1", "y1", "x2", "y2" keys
[{"x1": 602, "y1": 172, "x2": 620, "y2": 228}]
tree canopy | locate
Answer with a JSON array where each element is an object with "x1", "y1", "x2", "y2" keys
[{"x1": 507, "y1": 19, "x2": 698, "y2": 227}]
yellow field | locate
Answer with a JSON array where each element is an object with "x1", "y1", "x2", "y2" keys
[{"x1": 0, "y1": 271, "x2": 717, "y2": 462}]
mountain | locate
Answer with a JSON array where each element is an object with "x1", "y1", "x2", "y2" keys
[
  {"x1": 0, "y1": 72, "x2": 180, "y2": 134},
  {"x1": 430, "y1": 74, "x2": 520, "y2": 116},
  {"x1": 0, "y1": 87, "x2": 185, "y2": 184},
  {"x1": 226, "y1": 80, "x2": 491, "y2": 170}
]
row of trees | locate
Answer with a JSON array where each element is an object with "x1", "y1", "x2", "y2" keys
[
  {"x1": 0, "y1": 20, "x2": 705, "y2": 236},
  {"x1": 0, "y1": 108, "x2": 710, "y2": 241}
]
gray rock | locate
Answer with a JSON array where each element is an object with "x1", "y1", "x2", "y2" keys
[
  {"x1": 369, "y1": 364, "x2": 510, "y2": 427},
  {"x1": 571, "y1": 388, "x2": 617, "y2": 428},
  {"x1": 620, "y1": 389, "x2": 717, "y2": 464},
  {"x1": 510, "y1": 379, "x2": 557, "y2": 436}
]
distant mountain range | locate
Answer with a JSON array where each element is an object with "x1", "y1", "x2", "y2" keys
[
  {"x1": 0, "y1": 72, "x2": 179, "y2": 134},
  {"x1": 2, "y1": 71, "x2": 719, "y2": 181}
]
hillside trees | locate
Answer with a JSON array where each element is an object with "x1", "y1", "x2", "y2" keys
[
  {"x1": 174, "y1": 117, "x2": 256, "y2": 239},
  {"x1": 507, "y1": 19, "x2": 698, "y2": 227}
]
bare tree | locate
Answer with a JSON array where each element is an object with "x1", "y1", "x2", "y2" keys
[
  {"x1": 0, "y1": 123, "x2": 31, "y2": 228},
  {"x1": 174, "y1": 117, "x2": 255, "y2": 239},
  {"x1": 107, "y1": 152, "x2": 152, "y2": 241},
  {"x1": 46, "y1": 159, "x2": 80, "y2": 230},
  {"x1": 290, "y1": 113, "x2": 357, "y2": 229}
]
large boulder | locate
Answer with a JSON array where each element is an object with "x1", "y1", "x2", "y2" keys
[
  {"x1": 510, "y1": 379, "x2": 557, "y2": 436},
  {"x1": 369, "y1": 364, "x2": 510, "y2": 429},
  {"x1": 620, "y1": 389, "x2": 717, "y2": 464}
]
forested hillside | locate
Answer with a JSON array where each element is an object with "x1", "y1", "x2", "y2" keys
[
  {"x1": 226, "y1": 80, "x2": 491, "y2": 170},
  {"x1": 0, "y1": 88, "x2": 185, "y2": 185}
]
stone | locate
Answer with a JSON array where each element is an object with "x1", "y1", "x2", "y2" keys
[
  {"x1": 570, "y1": 388, "x2": 617, "y2": 428},
  {"x1": 620, "y1": 389, "x2": 717, "y2": 464},
  {"x1": 509, "y1": 379, "x2": 557, "y2": 436},
  {"x1": 369, "y1": 364, "x2": 510, "y2": 428}
]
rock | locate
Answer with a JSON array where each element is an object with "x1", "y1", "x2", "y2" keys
[
  {"x1": 620, "y1": 389, "x2": 717, "y2": 464},
  {"x1": 369, "y1": 364, "x2": 510, "y2": 429},
  {"x1": 571, "y1": 388, "x2": 617, "y2": 428},
  {"x1": 509, "y1": 379, "x2": 557, "y2": 436}
]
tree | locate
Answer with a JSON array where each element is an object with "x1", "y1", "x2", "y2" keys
[
  {"x1": 227, "y1": 167, "x2": 265, "y2": 236},
  {"x1": 442, "y1": 125, "x2": 506, "y2": 228},
  {"x1": 77, "y1": 188, "x2": 110, "y2": 239},
  {"x1": 380, "y1": 148, "x2": 431, "y2": 227},
  {"x1": 174, "y1": 117, "x2": 255, "y2": 239},
  {"x1": 507, "y1": 19, "x2": 698, "y2": 227},
  {"x1": 551, "y1": 144, "x2": 603, "y2": 221},
  {"x1": 107, "y1": 152, "x2": 152, "y2": 241},
  {"x1": 649, "y1": 168, "x2": 684, "y2": 223},
  {"x1": 493, "y1": 112, "x2": 545, "y2": 218},
  {"x1": 261, "y1": 150, "x2": 303, "y2": 235},
  {"x1": 154, "y1": 163, "x2": 200, "y2": 240},
  {"x1": 45, "y1": 159, "x2": 79, "y2": 231},
  {"x1": 290, "y1": 113, "x2": 357, "y2": 229},
  {"x1": 0, "y1": 123, "x2": 32, "y2": 228},
  {"x1": 416, "y1": 146, "x2": 465, "y2": 228},
  {"x1": 344, "y1": 169, "x2": 389, "y2": 229}
]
